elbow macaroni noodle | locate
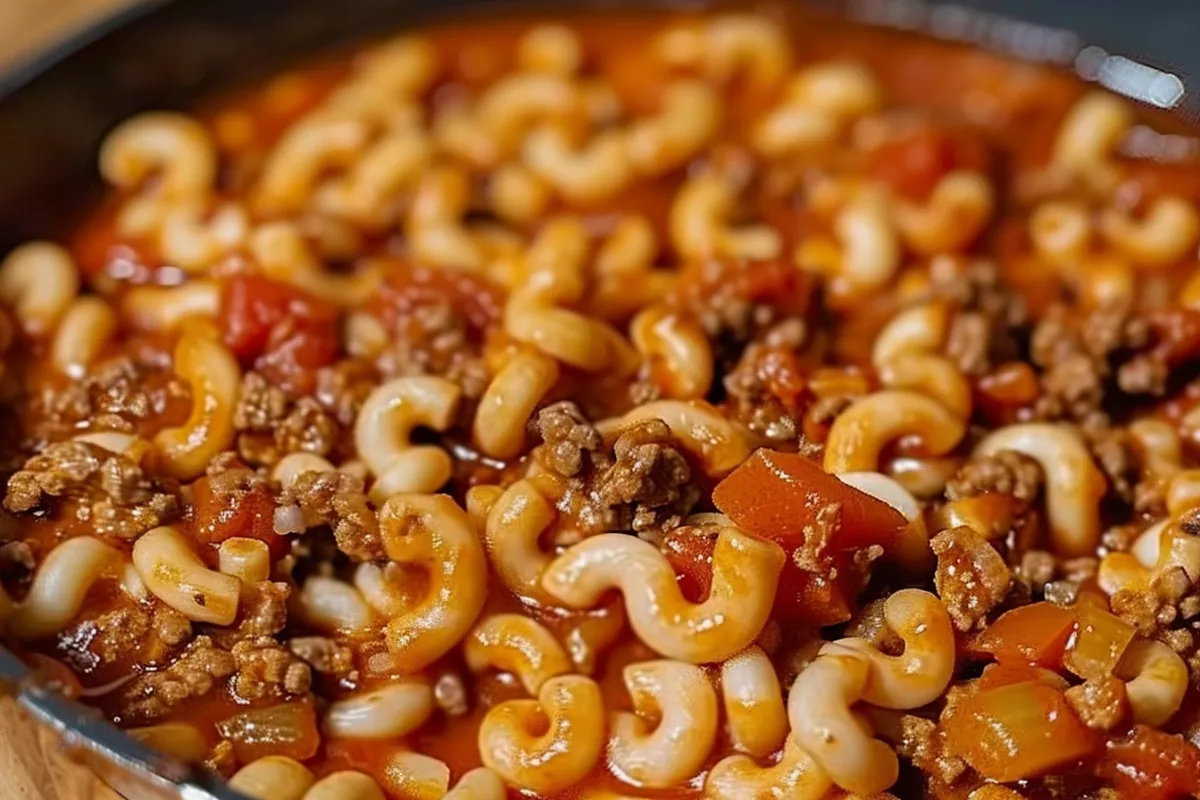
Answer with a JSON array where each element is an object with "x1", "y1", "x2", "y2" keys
[
  {"x1": 6, "y1": 14, "x2": 1200, "y2": 800},
  {"x1": 607, "y1": 659, "x2": 718, "y2": 787},
  {"x1": 479, "y1": 675, "x2": 606, "y2": 794},
  {"x1": 541, "y1": 525, "x2": 785, "y2": 663},
  {"x1": 133, "y1": 526, "x2": 241, "y2": 625},
  {"x1": 355, "y1": 376, "x2": 462, "y2": 503}
]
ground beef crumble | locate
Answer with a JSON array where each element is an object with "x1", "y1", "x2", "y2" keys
[
  {"x1": 230, "y1": 636, "x2": 312, "y2": 701},
  {"x1": 945, "y1": 450, "x2": 1043, "y2": 507},
  {"x1": 237, "y1": 581, "x2": 291, "y2": 638},
  {"x1": 931, "y1": 261, "x2": 1028, "y2": 376},
  {"x1": 4, "y1": 441, "x2": 179, "y2": 539},
  {"x1": 1064, "y1": 675, "x2": 1128, "y2": 732},
  {"x1": 533, "y1": 401, "x2": 604, "y2": 478},
  {"x1": 376, "y1": 301, "x2": 490, "y2": 399},
  {"x1": 536, "y1": 403, "x2": 701, "y2": 538},
  {"x1": 898, "y1": 714, "x2": 967, "y2": 785},
  {"x1": 277, "y1": 470, "x2": 381, "y2": 561},
  {"x1": 931, "y1": 526, "x2": 1012, "y2": 631},
  {"x1": 723, "y1": 318, "x2": 807, "y2": 442},
  {"x1": 1030, "y1": 300, "x2": 1154, "y2": 427},
  {"x1": 121, "y1": 636, "x2": 237, "y2": 723},
  {"x1": 289, "y1": 636, "x2": 357, "y2": 683},
  {"x1": 61, "y1": 602, "x2": 192, "y2": 674},
  {"x1": 234, "y1": 372, "x2": 340, "y2": 466},
  {"x1": 34, "y1": 356, "x2": 178, "y2": 437}
]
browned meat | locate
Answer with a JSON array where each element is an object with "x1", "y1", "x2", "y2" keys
[
  {"x1": 122, "y1": 636, "x2": 237, "y2": 723},
  {"x1": 1064, "y1": 676, "x2": 1129, "y2": 732},
  {"x1": 5, "y1": 441, "x2": 179, "y2": 539},
  {"x1": 277, "y1": 470, "x2": 381, "y2": 561},
  {"x1": 534, "y1": 401, "x2": 605, "y2": 478},
  {"x1": 230, "y1": 637, "x2": 312, "y2": 701},
  {"x1": 945, "y1": 450, "x2": 1042, "y2": 506},
  {"x1": 931, "y1": 526, "x2": 1012, "y2": 631},
  {"x1": 289, "y1": 636, "x2": 357, "y2": 682}
]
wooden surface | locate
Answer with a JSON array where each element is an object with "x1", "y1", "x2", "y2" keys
[
  {"x1": 0, "y1": 698, "x2": 124, "y2": 800},
  {"x1": 0, "y1": 0, "x2": 136, "y2": 70},
  {"x1": 0, "y1": 0, "x2": 141, "y2": 796}
]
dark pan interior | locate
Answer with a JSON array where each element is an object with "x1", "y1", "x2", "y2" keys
[{"x1": 0, "y1": 0, "x2": 1199, "y2": 254}]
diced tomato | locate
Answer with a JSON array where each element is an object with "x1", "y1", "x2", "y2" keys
[
  {"x1": 1102, "y1": 726, "x2": 1200, "y2": 800},
  {"x1": 255, "y1": 318, "x2": 339, "y2": 396},
  {"x1": 661, "y1": 526, "x2": 717, "y2": 603},
  {"x1": 1063, "y1": 603, "x2": 1136, "y2": 681},
  {"x1": 369, "y1": 261, "x2": 503, "y2": 335},
  {"x1": 774, "y1": 567, "x2": 855, "y2": 626},
  {"x1": 753, "y1": 346, "x2": 808, "y2": 409},
  {"x1": 714, "y1": 449, "x2": 906, "y2": 552},
  {"x1": 216, "y1": 700, "x2": 320, "y2": 763},
  {"x1": 943, "y1": 680, "x2": 1100, "y2": 782},
  {"x1": 192, "y1": 476, "x2": 286, "y2": 557},
  {"x1": 1145, "y1": 308, "x2": 1200, "y2": 367},
  {"x1": 219, "y1": 274, "x2": 337, "y2": 361},
  {"x1": 713, "y1": 448, "x2": 906, "y2": 624},
  {"x1": 867, "y1": 124, "x2": 993, "y2": 201},
  {"x1": 975, "y1": 361, "x2": 1041, "y2": 423},
  {"x1": 977, "y1": 661, "x2": 1069, "y2": 691},
  {"x1": 972, "y1": 602, "x2": 1077, "y2": 669}
]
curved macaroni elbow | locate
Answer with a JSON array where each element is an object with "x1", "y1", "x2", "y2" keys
[
  {"x1": 630, "y1": 305, "x2": 714, "y2": 399},
  {"x1": 304, "y1": 771, "x2": 385, "y2": 800},
  {"x1": 479, "y1": 675, "x2": 606, "y2": 795},
  {"x1": 892, "y1": 171, "x2": 994, "y2": 256},
  {"x1": 824, "y1": 589, "x2": 955, "y2": 709},
  {"x1": 229, "y1": 757, "x2": 316, "y2": 800},
  {"x1": 669, "y1": 173, "x2": 781, "y2": 263},
  {"x1": 484, "y1": 479, "x2": 559, "y2": 600},
  {"x1": 0, "y1": 241, "x2": 81, "y2": 336},
  {"x1": 720, "y1": 645, "x2": 789, "y2": 757},
  {"x1": 473, "y1": 351, "x2": 560, "y2": 459},
  {"x1": 877, "y1": 351, "x2": 973, "y2": 419},
  {"x1": 50, "y1": 296, "x2": 117, "y2": 377},
  {"x1": 706, "y1": 738, "x2": 832, "y2": 800},
  {"x1": 324, "y1": 682, "x2": 435, "y2": 739},
  {"x1": 99, "y1": 111, "x2": 216, "y2": 200},
  {"x1": 133, "y1": 526, "x2": 241, "y2": 625},
  {"x1": 608, "y1": 659, "x2": 718, "y2": 787},
  {"x1": 787, "y1": 649, "x2": 899, "y2": 795},
  {"x1": 871, "y1": 302, "x2": 949, "y2": 368},
  {"x1": 824, "y1": 390, "x2": 966, "y2": 474},
  {"x1": 355, "y1": 376, "x2": 461, "y2": 503},
  {"x1": 973, "y1": 423, "x2": 1106, "y2": 557},
  {"x1": 1117, "y1": 638, "x2": 1188, "y2": 727},
  {"x1": 443, "y1": 768, "x2": 507, "y2": 800},
  {"x1": 296, "y1": 576, "x2": 378, "y2": 636},
  {"x1": 7, "y1": 537, "x2": 123, "y2": 640},
  {"x1": 122, "y1": 281, "x2": 220, "y2": 333},
  {"x1": 627, "y1": 81, "x2": 721, "y2": 176},
  {"x1": 597, "y1": 399, "x2": 750, "y2": 477},
  {"x1": 152, "y1": 334, "x2": 240, "y2": 480},
  {"x1": 1099, "y1": 196, "x2": 1200, "y2": 270},
  {"x1": 379, "y1": 493, "x2": 488, "y2": 671},
  {"x1": 541, "y1": 525, "x2": 784, "y2": 663},
  {"x1": 465, "y1": 613, "x2": 572, "y2": 695}
]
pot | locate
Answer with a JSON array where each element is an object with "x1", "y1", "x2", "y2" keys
[{"x1": 0, "y1": 1, "x2": 1195, "y2": 797}]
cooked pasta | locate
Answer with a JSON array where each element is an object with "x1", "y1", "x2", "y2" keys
[{"x1": 5, "y1": 8, "x2": 1200, "y2": 800}]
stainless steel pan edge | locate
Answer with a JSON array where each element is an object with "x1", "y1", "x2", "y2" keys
[{"x1": 0, "y1": 0, "x2": 1196, "y2": 798}]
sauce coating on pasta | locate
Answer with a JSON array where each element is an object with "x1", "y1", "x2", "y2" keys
[{"x1": 5, "y1": 6, "x2": 1200, "y2": 799}]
